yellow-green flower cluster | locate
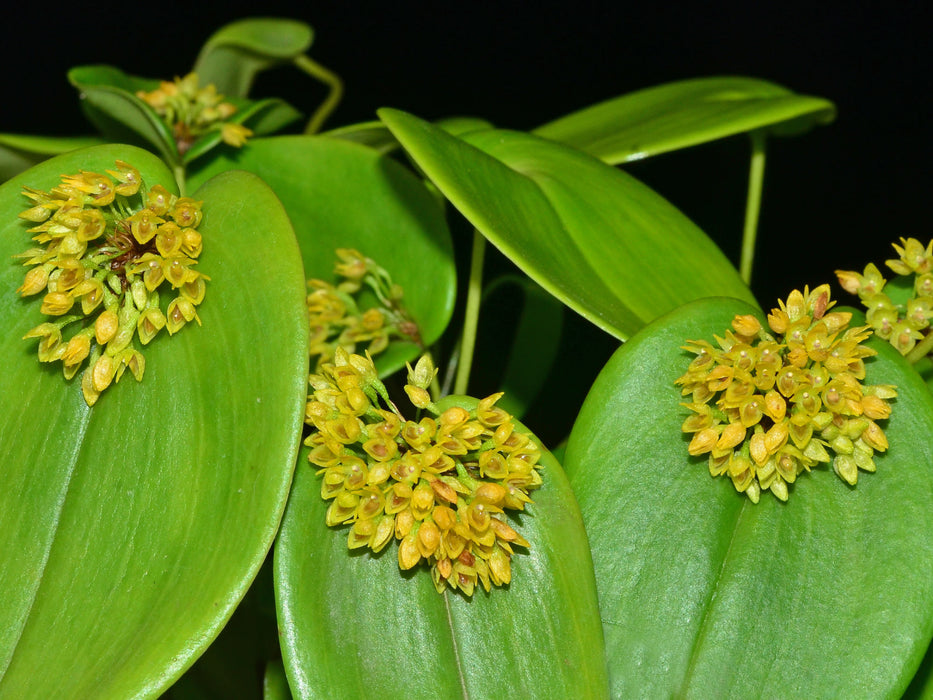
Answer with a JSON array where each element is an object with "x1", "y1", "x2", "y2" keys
[
  {"x1": 836, "y1": 237, "x2": 933, "y2": 356},
  {"x1": 307, "y1": 248, "x2": 422, "y2": 370},
  {"x1": 306, "y1": 351, "x2": 542, "y2": 596},
  {"x1": 136, "y1": 73, "x2": 252, "y2": 155},
  {"x1": 15, "y1": 161, "x2": 207, "y2": 405},
  {"x1": 676, "y1": 285, "x2": 896, "y2": 503}
]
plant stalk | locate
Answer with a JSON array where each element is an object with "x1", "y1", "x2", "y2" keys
[
  {"x1": 739, "y1": 131, "x2": 767, "y2": 285},
  {"x1": 294, "y1": 55, "x2": 344, "y2": 134},
  {"x1": 454, "y1": 230, "x2": 486, "y2": 396},
  {"x1": 906, "y1": 331, "x2": 933, "y2": 365}
]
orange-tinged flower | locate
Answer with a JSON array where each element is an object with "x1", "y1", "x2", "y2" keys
[{"x1": 677, "y1": 286, "x2": 894, "y2": 501}]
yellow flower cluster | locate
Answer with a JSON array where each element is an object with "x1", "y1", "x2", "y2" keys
[
  {"x1": 15, "y1": 161, "x2": 207, "y2": 405},
  {"x1": 136, "y1": 73, "x2": 252, "y2": 155},
  {"x1": 306, "y1": 351, "x2": 542, "y2": 595},
  {"x1": 676, "y1": 286, "x2": 896, "y2": 502},
  {"x1": 307, "y1": 249, "x2": 422, "y2": 370},
  {"x1": 836, "y1": 237, "x2": 933, "y2": 356}
]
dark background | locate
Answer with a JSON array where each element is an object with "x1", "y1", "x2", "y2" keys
[
  {"x1": 0, "y1": 3, "x2": 927, "y2": 304},
  {"x1": 1, "y1": 2, "x2": 928, "y2": 435}
]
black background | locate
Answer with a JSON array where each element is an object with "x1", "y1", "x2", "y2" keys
[
  {"x1": 0, "y1": 2, "x2": 927, "y2": 303},
  {"x1": 1, "y1": 2, "x2": 929, "y2": 434}
]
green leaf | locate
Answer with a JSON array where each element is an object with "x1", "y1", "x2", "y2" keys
[
  {"x1": 322, "y1": 116, "x2": 496, "y2": 156},
  {"x1": 193, "y1": 18, "x2": 314, "y2": 97},
  {"x1": 0, "y1": 133, "x2": 104, "y2": 182},
  {"x1": 379, "y1": 108, "x2": 756, "y2": 340},
  {"x1": 68, "y1": 66, "x2": 178, "y2": 166},
  {"x1": 563, "y1": 297, "x2": 933, "y2": 697},
  {"x1": 275, "y1": 395, "x2": 608, "y2": 699},
  {"x1": 187, "y1": 135, "x2": 456, "y2": 375},
  {"x1": 480, "y1": 275, "x2": 564, "y2": 418},
  {"x1": 0, "y1": 146, "x2": 309, "y2": 696},
  {"x1": 534, "y1": 76, "x2": 836, "y2": 164},
  {"x1": 182, "y1": 97, "x2": 303, "y2": 165},
  {"x1": 263, "y1": 660, "x2": 292, "y2": 700},
  {"x1": 162, "y1": 558, "x2": 280, "y2": 699}
]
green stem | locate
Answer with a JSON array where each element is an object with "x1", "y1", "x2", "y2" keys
[
  {"x1": 454, "y1": 231, "x2": 486, "y2": 396},
  {"x1": 293, "y1": 55, "x2": 344, "y2": 134},
  {"x1": 739, "y1": 131, "x2": 767, "y2": 285},
  {"x1": 173, "y1": 164, "x2": 187, "y2": 197},
  {"x1": 906, "y1": 330, "x2": 933, "y2": 364}
]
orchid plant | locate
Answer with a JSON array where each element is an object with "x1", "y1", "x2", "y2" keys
[{"x1": 1, "y1": 17, "x2": 931, "y2": 699}]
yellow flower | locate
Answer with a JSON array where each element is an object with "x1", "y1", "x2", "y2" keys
[
  {"x1": 676, "y1": 287, "x2": 895, "y2": 502},
  {"x1": 220, "y1": 123, "x2": 253, "y2": 148},
  {"x1": 308, "y1": 350, "x2": 542, "y2": 595},
  {"x1": 15, "y1": 161, "x2": 208, "y2": 405}
]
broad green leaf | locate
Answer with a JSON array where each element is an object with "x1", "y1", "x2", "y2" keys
[
  {"x1": 0, "y1": 133, "x2": 104, "y2": 182},
  {"x1": 534, "y1": 76, "x2": 836, "y2": 164},
  {"x1": 322, "y1": 117, "x2": 495, "y2": 155},
  {"x1": 564, "y1": 297, "x2": 933, "y2": 697},
  {"x1": 480, "y1": 275, "x2": 564, "y2": 418},
  {"x1": 193, "y1": 18, "x2": 314, "y2": 98},
  {"x1": 68, "y1": 66, "x2": 177, "y2": 166},
  {"x1": 379, "y1": 109, "x2": 756, "y2": 340},
  {"x1": 163, "y1": 558, "x2": 280, "y2": 699},
  {"x1": 187, "y1": 135, "x2": 456, "y2": 376},
  {"x1": 0, "y1": 146, "x2": 308, "y2": 696},
  {"x1": 275, "y1": 395, "x2": 608, "y2": 699},
  {"x1": 904, "y1": 643, "x2": 933, "y2": 699}
]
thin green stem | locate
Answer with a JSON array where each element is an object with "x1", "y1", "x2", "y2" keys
[
  {"x1": 739, "y1": 132, "x2": 767, "y2": 285},
  {"x1": 173, "y1": 164, "x2": 187, "y2": 197},
  {"x1": 293, "y1": 55, "x2": 344, "y2": 134},
  {"x1": 454, "y1": 231, "x2": 486, "y2": 396},
  {"x1": 906, "y1": 331, "x2": 933, "y2": 365}
]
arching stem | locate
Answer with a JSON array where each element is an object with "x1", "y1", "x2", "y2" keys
[{"x1": 740, "y1": 131, "x2": 767, "y2": 285}]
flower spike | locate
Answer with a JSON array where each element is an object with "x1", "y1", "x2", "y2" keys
[
  {"x1": 15, "y1": 161, "x2": 208, "y2": 406},
  {"x1": 676, "y1": 286, "x2": 895, "y2": 502}
]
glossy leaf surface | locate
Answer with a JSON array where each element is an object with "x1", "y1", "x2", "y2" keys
[
  {"x1": 0, "y1": 146, "x2": 309, "y2": 696},
  {"x1": 193, "y1": 18, "x2": 314, "y2": 97},
  {"x1": 534, "y1": 76, "x2": 836, "y2": 164},
  {"x1": 564, "y1": 297, "x2": 933, "y2": 697},
  {"x1": 0, "y1": 133, "x2": 104, "y2": 182},
  {"x1": 275, "y1": 395, "x2": 608, "y2": 699},
  {"x1": 480, "y1": 275, "x2": 564, "y2": 418},
  {"x1": 379, "y1": 108, "x2": 756, "y2": 340},
  {"x1": 69, "y1": 66, "x2": 176, "y2": 165},
  {"x1": 188, "y1": 135, "x2": 456, "y2": 375}
]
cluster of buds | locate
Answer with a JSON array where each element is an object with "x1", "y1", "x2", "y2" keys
[
  {"x1": 676, "y1": 286, "x2": 895, "y2": 502},
  {"x1": 306, "y1": 351, "x2": 543, "y2": 595},
  {"x1": 15, "y1": 161, "x2": 207, "y2": 406},
  {"x1": 307, "y1": 249, "x2": 422, "y2": 370},
  {"x1": 836, "y1": 237, "x2": 933, "y2": 356},
  {"x1": 136, "y1": 73, "x2": 252, "y2": 155}
]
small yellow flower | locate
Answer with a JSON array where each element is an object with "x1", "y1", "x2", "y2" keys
[
  {"x1": 308, "y1": 350, "x2": 542, "y2": 596},
  {"x1": 220, "y1": 123, "x2": 253, "y2": 148},
  {"x1": 676, "y1": 286, "x2": 895, "y2": 502},
  {"x1": 15, "y1": 161, "x2": 208, "y2": 405}
]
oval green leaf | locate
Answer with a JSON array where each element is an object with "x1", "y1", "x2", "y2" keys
[
  {"x1": 379, "y1": 108, "x2": 756, "y2": 340},
  {"x1": 275, "y1": 395, "x2": 608, "y2": 699},
  {"x1": 187, "y1": 135, "x2": 456, "y2": 375},
  {"x1": 563, "y1": 296, "x2": 933, "y2": 697},
  {"x1": 68, "y1": 66, "x2": 177, "y2": 166},
  {"x1": 193, "y1": 18, "x2": 314, "y2": 98},
  {"x1": 534, "y1": 76, "x2": 836, "y2": 164},
  {"x1": 0, "y1": 133, "x2": 104, "y2": 182},
  {"x1": 0, "y1": 146, "x2": 309, "y2": 696}
]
